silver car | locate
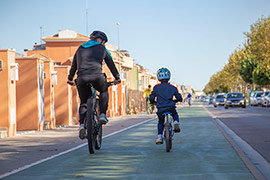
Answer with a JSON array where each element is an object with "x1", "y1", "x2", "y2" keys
[
  {"x1": 250, "y1": 91, "x2": 263, "y2": 106},
  {"x1": 262, "y1": 91, "x2": 270, "y2": 107},
  {"x1": 224, "y1": 92, "x2": 246, "y2": 109},
  {"x1": 213, "y1": 94, "x2": 225, "y2": 107}
]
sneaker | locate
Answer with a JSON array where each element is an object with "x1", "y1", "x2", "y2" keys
[
  {"x1": 99, "y1": 113, "x2": 109, "y2": 124},
  {"x1": 79, "y1": 124, "x2": 86, "y2": 140},
  {"x1": 156, "y1": 135, "x2": 163, "y2": 144},
  {"x1": 174, "y1": 121, "x2": 181, "y2": 133}
]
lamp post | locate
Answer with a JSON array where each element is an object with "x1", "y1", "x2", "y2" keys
[
  {"x1": 116, "y1": 22, "x2": 120, "y2": 72},
  {"x1": 86, "y1": 0, "x2": 88, "y2": 35}
]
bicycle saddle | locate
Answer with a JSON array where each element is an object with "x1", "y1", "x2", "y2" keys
[{"x1": 162, "y1": 112, "x2": 172, "y2": 116}]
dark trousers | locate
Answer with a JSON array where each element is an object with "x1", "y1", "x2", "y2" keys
[
  {"x1": 157, "y1": 107, "x2": 179, "y2": 135},
  {"x1": 76, "y1": 74, "x2": 108, "y2": 124}
]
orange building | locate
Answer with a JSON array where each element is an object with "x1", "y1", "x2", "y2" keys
[
  {"x1": 0, "y1": 49, "x2": 17, "y2": 137},
  {"x1": 16, "y1": 57, "x2": 45, "y2": 131},
  {"x1": 27, "y1": 29, "x2": 127, "y2": 119},
  {"x1": 27, "y1": 29, "x2": 89, "y2": 64},
  {"x1": 26, "y1": 30, "x2": 85, "y2": 124},
  {"x1": 29, "y1": 54, "x2": 56, "y2": 129}
]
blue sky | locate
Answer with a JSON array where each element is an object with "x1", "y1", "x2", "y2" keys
[{"x1": 1, "y1": 0, "x2": 270, "y2": 90}]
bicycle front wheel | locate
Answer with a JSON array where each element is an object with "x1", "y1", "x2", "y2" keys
[
  {"x1": 94, "y1": 100, "x2": 102, "y2": 150},
  {"x1": 87, "y1": 98, "x2": 95, "y2": 154}
]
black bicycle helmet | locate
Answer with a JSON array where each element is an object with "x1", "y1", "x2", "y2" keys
[{"x1": 90, "y1": 30, "x2": 108, "y2": 43}]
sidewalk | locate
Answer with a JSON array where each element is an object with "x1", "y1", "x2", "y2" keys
[{"x1": 0, "y1": 112, "x2": 156, "y2": 176}]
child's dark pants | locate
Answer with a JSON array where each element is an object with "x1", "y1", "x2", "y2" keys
[{"x1": 157, "y1": 107, "x2": 179, "y2": 135}]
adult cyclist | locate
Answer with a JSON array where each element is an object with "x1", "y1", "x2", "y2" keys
[
  {"x1": 67, "y1": 30, "x2": 121, "y2": 139},
  {"x1": 143, "y1": 85, "x2": 153, "y2": 112},
  {"x1": 187, "y1": 93, "x2": 192, "y2": 106}
]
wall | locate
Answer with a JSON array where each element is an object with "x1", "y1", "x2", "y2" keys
[
  {"x1": 127, "y1": 89, "x2": 146, "y2": 114},
  {"x1": 16, "y1": 57, "x2": 44, "y2": 131},
  {"x1": 44, "y1": 60, "x2": 56, "y2": 129},
  {"x1": 54, "y1": 66, "x2": 73, "y2": 125},
  {"x1": 72, "y1": 86, "x2": 79, "y2": 124},
  {"x1": 130, "y1": 66, "x2": 139, "y2": 90},
  {"x1": 0, "y1": 49, "x2": 16, "y2": 137}
]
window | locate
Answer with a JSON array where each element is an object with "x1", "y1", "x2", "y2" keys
[
  {"x1": 0, "y1": 60, "x2": 2, "y2": 71},
  {"x1": 54, "y1": 62, "x2": 61, "y2": 66}
]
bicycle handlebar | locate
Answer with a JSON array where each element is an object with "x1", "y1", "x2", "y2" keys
[
  {"x1": 151, "y1": 99, "x2": 180, "y2": 105},
  {"x1": 67, "y1": 79, "x2": 121, "y2": 87},
  {"x1": 107, "y1": 79, "x2": 121, "y2": 87}
]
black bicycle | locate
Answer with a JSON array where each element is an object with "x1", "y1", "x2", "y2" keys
[
  {"x1": 86, "y1": 81, "x2": 115, "y2": 154},
  {"x1": 163, "y1": 112, "x2": 174, "y2": 152},
  {"x1": 68, "y1": 80, "x2": 117, "y2": 154}
]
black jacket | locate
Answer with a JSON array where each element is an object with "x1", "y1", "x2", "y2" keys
[{"x1": 68, "y1": 42, "x2": 119, "y2": 81}]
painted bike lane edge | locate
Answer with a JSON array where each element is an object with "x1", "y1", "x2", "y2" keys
[{"x1": 204, "y1": 105, "x2": 270, "y2": 180}]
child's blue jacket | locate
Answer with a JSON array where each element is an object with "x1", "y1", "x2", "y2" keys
[{"x1": 149, "y1": 82, "x2": 182, "y2": 109}]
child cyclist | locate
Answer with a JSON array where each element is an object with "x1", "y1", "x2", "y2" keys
[{"x1": 149, "y1": 68, "x2": 183, "y2": 144}]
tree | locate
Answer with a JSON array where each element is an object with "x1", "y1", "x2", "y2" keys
[
  {"x1": 239, "y1": 57, "x2": 257, "y2": 84},
  {"x1": 252, "y1": 63, "x2": 270, "y2": 86},
  {"x1": 245, "y1": 16, "x2": 270, "y2": 86},
  {"x1": 204, "y1": 16, "x2": 270, "y2": 92}
]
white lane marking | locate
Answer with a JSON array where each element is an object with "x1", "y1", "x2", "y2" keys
[
  {"x1": 203, "y1": 106, "x2": 216, "y2": 118},
  {"x1": 203, "y1": 105, "x2": 270, "y2": 179},
  {"x1": 0, "y1": 118, "x2": 156, "y2": 179}
]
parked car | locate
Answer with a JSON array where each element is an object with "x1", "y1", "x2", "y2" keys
[
  {"x1": 250, "y1": 91, "x2": 263, "y2": 106},
  {"x1": 213, "y1": 94, "x2": 225, "y2": 107},
  {"x1": 200, "y1": 96, "x2": 206, "y2": 102},
  {"x1": 224, "y1": 92, "x2": 246, "y2": 109},
  {"x1": 203, "y1": 96, "x2": 210, "y2": 103},
  {"x1": 209, "y1": 96, "x2": 213, "y2": 104},
  {"x1": 262, "y1": 91, "x2": 270, "y2": 107}
]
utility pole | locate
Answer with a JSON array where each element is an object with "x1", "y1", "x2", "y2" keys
[
  {"x1": 116, "y1": 22, "x2": 120, "y2": 71},
  {"x1": 86, "y1": 0, "x2": 88, "y2": 35}
]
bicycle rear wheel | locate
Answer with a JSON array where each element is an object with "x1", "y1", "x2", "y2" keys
[
  {"x1": 169, "y1": 130, "x2": 172, "y2": 150},
  {"x1": 165, "y1": 126, "x2": 171, "y2": 152},
  {"x1": 146, "y1": 101, "x2": 150, "y2": 114},
  {"x1": 94, "y1": 99, "x2": 102, "y2": 150},
  {"x1": 150, "y1": 104, "x2": 154, "y2": 114},
  {"x1": 87, "y1": 98, "x2": 95, "y2": 154}
]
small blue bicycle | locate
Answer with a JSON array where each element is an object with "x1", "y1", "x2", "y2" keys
[{"x1": 163, "y1": 112, "x2": 174, "y2": 152}]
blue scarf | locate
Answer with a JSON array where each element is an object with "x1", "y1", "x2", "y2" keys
[{"x1": 81, "y1": 40, "x2": 112, "y2": 57}]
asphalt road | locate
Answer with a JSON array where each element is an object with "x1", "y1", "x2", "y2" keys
[
  {"x1": 205, "y1": 104, "x2": 270, "y2": 164},
  {"x1": 1, "y1": 106, "x2": 254, "y2": 180}
]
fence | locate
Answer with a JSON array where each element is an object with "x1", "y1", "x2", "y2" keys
[{"x1": 127, "y1": 89, "x2": 146, "y2": 114}]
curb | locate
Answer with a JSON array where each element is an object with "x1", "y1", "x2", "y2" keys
[{"x1": 203, "y1": 106, "x2": 269, "y2": 180}]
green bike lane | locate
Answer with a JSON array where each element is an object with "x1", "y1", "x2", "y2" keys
[{"x1": 2, "y1": 106, "x2": 254, "y2": 180}]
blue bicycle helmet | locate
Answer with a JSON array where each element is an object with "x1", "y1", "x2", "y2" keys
[{"x1": 157, "y1": 67, "x2": 171, "y2": 80}]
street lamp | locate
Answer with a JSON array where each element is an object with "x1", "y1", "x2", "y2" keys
[{"x1": 116, "y1": 22, "x2": 120, "y2": 72}]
